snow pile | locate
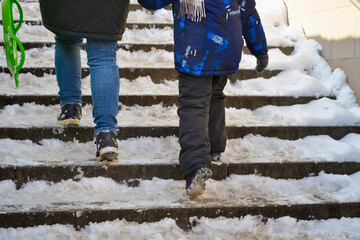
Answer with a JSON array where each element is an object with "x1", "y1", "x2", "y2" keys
[
  {"x1": 1, "y1": 216, "x2": 360, "y2": 240},
  {"x1": 232, "y1": 134, "x2": 360, "y2": 163},
  {"x1": 225, "y1": 69, "x2": 330, "y2": 97},
  {"x1": 226, "y1": 97, "x2": 360, "y2": 127}
]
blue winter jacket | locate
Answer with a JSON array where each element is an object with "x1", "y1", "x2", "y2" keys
[{"x1": 138, "y1": 0, "x2": 268, "y2": 76}]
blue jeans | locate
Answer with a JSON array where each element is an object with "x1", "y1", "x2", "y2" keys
[{"x1": 55, "y1": 35, "x2": 119, "y2": 135}]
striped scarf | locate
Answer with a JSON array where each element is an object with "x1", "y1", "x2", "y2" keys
[{"x1": 179, "y1": 0, "x2": 206, "y2": 22}]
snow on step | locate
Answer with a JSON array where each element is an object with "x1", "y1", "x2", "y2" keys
[
  {"x1": 0, "y1": 74, "x2": 179, "y2": 96},
  {"x1": 1, "y1": 36, "x2": 355, "y2": 109},
  {"x1": 1, "y1": 216, "x2": 359, "y2": 240},
  {"x1": 1, "y1": 134, "x2": 360, "y2": 166},
  {"x1": 0, "y1": 46, "x2": 292, "y2": 70},
  {"x1": 0, "y1": 47, "x2": 176, "y2": 68},
  {"x1": 1, "y1": 171, "x2": 360, "y2": 212},
  {"x1": 226, "y1": 70, "x2": 330, "y2": 97},
  {"x1": 1, "y1": 97, "x2": 359, "y2": 128},
  {"x1": 0, "y1": 22, "x2": 295, "y2": 47},
  {"x1": 0, "y1": 0, "x2": 359, "y2": 236},
  {"x1": 0, "y1": 24, "x2": 175, "y2": 43},
  {"x1": 0, "y1": 70, "x2": 331, "y2": 97},
  {"x1": 0, "y1": 39, "x2": 342, "y2": 77},
  {"x1": 0, "y1": 46, "x2": 174, "y2": 68}
]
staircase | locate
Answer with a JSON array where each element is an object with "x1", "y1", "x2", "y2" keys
[{"x1": 1, "y1": 0, "x2": 360, "y2": 237}]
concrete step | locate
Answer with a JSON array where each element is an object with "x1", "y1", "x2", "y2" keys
[
  {"x1": 2, "y1": 162, "x2": 359, "y2": 187},
  {"x1": 1, "y1": 202, "x2": 359, "y2": 229},
  {"x1": 0, "y1": 67, "x2": 281, "y2": 82},
  {"x1": 1, "y1": 126, "x2": 359, "y2": 142},
  {"x1": 0, "y1": 41, "x2": 294, "y2": 55},
  {"x1": 5, "y1": 0, "x2": 358, "y2": 233},
  {"x1": 1, "y1": 164, "x2": 359, "y2": 229},
  {"x1": 0, "y1": 95, "x2": 331, "y2": 110}
]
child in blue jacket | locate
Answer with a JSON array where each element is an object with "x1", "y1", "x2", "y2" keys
[{"x1": 138, "y1": 0, "x2": 268, "y2": 198}]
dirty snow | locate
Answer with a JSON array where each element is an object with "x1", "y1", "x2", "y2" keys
[
  {"x1": 1, "y1": 171, "x2": 360, "y2": 212},
  {"x1": 1, "y1": 134, "x2": 360, "y2": 166}
]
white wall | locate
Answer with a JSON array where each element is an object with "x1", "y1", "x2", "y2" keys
[{"x1": 283, "y1": 0, "x2": 360, "y2": 103}]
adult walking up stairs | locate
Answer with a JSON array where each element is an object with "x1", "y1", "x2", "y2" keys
[{"x1": 0, "y1": 0, "x2": 360, "y2": 238}]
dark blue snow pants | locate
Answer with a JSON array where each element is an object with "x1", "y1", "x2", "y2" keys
[{"x1": 177, "y1": 72, "x2": 228, "y2": 179}]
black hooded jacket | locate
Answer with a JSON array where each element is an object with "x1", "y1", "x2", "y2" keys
[{"x1": 39, "y1": 0, "x2": 130, "y2": 40}]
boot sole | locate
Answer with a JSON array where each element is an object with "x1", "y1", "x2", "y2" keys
[
  {"x1": 58, "y1": 119, "x2": 80, "y2": 127},
  {"x1": 187, "y1": 168, "x2": 212, "y2": 199},
  {"x1": 98, "y1": 147, "x2": 118, "y2": 162},
  {"x1": 211, "y1": 157, "x2": 221, "y2": 162},
  {"x1": 210, "y1": 153, "x2": 222, "y2": 162}
]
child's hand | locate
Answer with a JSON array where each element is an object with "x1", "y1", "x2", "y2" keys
[{"x1": 255, "y1": 53, "x2": 268, "y2": 73}]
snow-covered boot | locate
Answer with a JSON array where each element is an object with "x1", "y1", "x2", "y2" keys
[
  {"x1": 58, "y1": 103, "x2": 82, "y2": 127},
  {"x1": 186, "y1": 167, "x2": 212, "y2": 198},
  {"x1": 95, "y1": 131, "x2": 119, "y2": 161},
  {"x1": 210, "y1": 152, "x2": 221, "y2": 162}
]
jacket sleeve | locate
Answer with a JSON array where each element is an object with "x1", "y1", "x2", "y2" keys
[
  {"x1": 240, "y1": 0, "x2": 268, "y2": 56},
  {"x1": 138, "y1": 0, "x2": 172, "y2": 10}
]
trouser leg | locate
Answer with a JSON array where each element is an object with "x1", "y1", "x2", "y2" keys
[
  {"x1": 54, "y1": 35, "x2": 83, "y2": 106},
  {"x1": 209, "y1": 75, "x2": 228, "y2": 153},
  {"x1": 177, "y1": 72, "x2": 212, "y2": 179},
  {"x1": 86, "y1": 38, "x2": 119, "y2": 135}
]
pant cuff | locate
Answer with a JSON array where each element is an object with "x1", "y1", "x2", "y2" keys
[
  {"x1": 95, "y1": 127, "x2": 117, "y2": 136},
  {"x1": 60, "y1": 100, "x2": 82, "y2": 107}
]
